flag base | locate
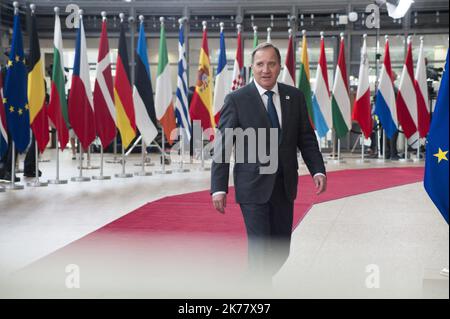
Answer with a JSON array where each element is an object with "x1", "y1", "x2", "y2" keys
[
  {"x1": 115, "y1": 173, "x2": 133, "y2": 178},
  {"x1": 27, "y1": 180, "x2": 48, "y2": 187},
  {"x1": 399, "y1": 158, "x2": 413, "y2": 163},
  {"x1": 92, "y1": 175, "x2": 111, "y2": 180},
  {"x1": 356, "y1": 159, "x2": 371, "y2": 164},
  {"x1": 175, "y1": 168, "x2": 190, "y2": 173},
  {"x1": 48, "y1": 179, "x2": 69, "y2": 185},
  {"x1": 71, "y1": 176, "x2": 91, "y2": 182},
  {"x1": 5, "y1": 183, "x2": 24, "y2": 190},
  {"x1": 329, "y1": 159, "x2": 347, "y2": 164},
  {"x1": 106, "y1": 157, "x2": 122, "y2": 164},
  {"x1": 155, "y1": 170, "x2": 173, "y2": 175},
  {"x1": 376, "y1": 158, "x2": 391, "y2": 163},
  {"x1": 134, "y1": 171, "x2": 153, "y2": 177},
  {"x1": 412, "y1": 157, "x2": 423, "y2": 163},
  {"x1": 134, "y1": 162, "x2": 155, "y2": 167},
  {"x1": 78, "y1": 165, "x2": 100, "y2": 170}
]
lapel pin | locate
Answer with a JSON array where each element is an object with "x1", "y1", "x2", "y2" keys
[{"x1": 286, "y1": 96, "x2": 290, "y2": 100}]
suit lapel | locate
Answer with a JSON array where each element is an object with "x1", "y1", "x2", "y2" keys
[{"x1": 278, "y1": 83, "x2": 290, "y2": 144}]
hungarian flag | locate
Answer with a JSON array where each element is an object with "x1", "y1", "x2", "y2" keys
[
  {"x1": 374, "y1": 36, "x2": 398, "y2": 139},
  {"x1": 155, "y1": 19, "x2": 177, "y2": 144},
  {"x1": 133, "y1": 19, "x2": 158, "y2": 146},
  {"x1": 93, "y1": 16, "x2": 116, "y2": 149},
  {"x1": 213, "y1": 24, "x2": 230, "y2": 125},
  {"x1": 231, "y1": 27, "x2": 244, "y2": 91},
  {"x1": 298, "y1": 31, "x2": 314, "y2": 128},
  {"x1": 28, "y1": 11, "x2": 49, "y2": 154},
  {"x1": 114, "y1": 19, "x2": 136, "y2": 149},
  {"x1": 3, "y1": 11, "x2": 30, "y2": 153},
  {"x1": 396, "y1": 37, "x2": 418, "y2": 143},
  {"x1": 48, "y1": 9, "x2": 69, "y2": 151},
  {"x1": 0, "y1": 68, "x2": 7, "y2": 157},
  {"x1": 415, "y1": 37, "x2": 431, "y2": 138},
  {"x1": 190, "y1": 23, "x2": 214, "y2": 130},
  {"x1": 331, "y1": 34, "x2": 351, "y2": 139},
  {"x1": 68, "y1": 14, "x2": 96, "y2": 151},
  {"x1": 281, "y1": 29, "x2": 295, "y2": 87},
  {"x1": 312, "y1": 33, "x2": 331, "y2": 138},
  {"x1": 352, "y1": 35, "x2": 372, "y2": 139}
]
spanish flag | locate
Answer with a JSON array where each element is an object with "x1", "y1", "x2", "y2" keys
[
  {"x1": 114, "y1": 17, "x2": 136, "y2": 149},
  {"x1": 28, "y1": 9, "x2": 49, "y2": 153},
  {"x1": 189, "y1": 22, "x2": 214, "y2": 130}
]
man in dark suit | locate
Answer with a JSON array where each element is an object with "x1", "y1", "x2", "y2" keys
[{"x1": 211, "y1": 43, "x2": 327, "y2": 279}]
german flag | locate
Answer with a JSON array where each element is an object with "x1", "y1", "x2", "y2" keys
[
  {"x1": 114, "y1": 18, "x2": 136, "y2": 149},
  {"x1": 28, "y1": 10, "x2": 49, "y2": 153}
]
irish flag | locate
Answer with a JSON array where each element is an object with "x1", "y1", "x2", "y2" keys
[
  {"x1": 48, "y1": 8, "x2": 69, "y2": 151},
  {"x1": 352, "y1": 34, "x2": 372, "y2": 139},
  {"x1": 281, "y1": 29, "x2": 295, "y2": 87},
  {"x1": 155, "y1": 18, "x2": 177, "y2": 144},
  {"x1": 298, "y1": 30, "x2": 314, "y2": 127},
  {"x1": 331, "y1": 33, "x2": 351, "y2": 139}
]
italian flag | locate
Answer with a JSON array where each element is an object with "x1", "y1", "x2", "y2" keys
[
  {"x1": 331, "y1": 34, "x2": 351, "y2": 139},
  {"x1": 155, "y1": 19, "x2": 176, "y2": 144},
  {"x1": 48, "y1": 10, "x2": 69, "y2": 150}
]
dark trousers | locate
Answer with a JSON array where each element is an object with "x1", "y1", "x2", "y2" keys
[
  {"x1": 240, "y1": 172, "x2": 294, "y2": 278},
  {"x1": 0, "y1": 134, "x2": 35, "y2": 175}
]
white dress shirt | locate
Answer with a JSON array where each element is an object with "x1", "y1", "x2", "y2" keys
[{"x1": 253, "y1": 80, "x2": 283, "y2": 128}]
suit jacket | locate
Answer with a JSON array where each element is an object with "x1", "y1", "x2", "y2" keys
[{"x1": 211, "y1": 81, "x2": 326, "y2": 204}]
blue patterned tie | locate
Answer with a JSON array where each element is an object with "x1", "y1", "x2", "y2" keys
[{"x1": 264, "y1": 91, "x2": 281, "y2": 131}]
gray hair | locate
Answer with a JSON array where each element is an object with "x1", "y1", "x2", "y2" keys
[{"x1": 251, "y1": 42, "x2": 281, "y2": 65}]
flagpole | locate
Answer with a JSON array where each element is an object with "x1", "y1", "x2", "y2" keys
[
  {"x1": 155, "y1": 126, "x2": 172, "y2": 174},
  {"x1": 176, "y1": 128, "x2": 189, "y2": 173},
  {"x1": 48, "y1": 133, "x2": 68, "y2": 184},
  {"x1": 71, "y1": 139, "x2": 90, "y2": 182},
  {"x1": 6, "y1": 142, "x2": 24, "y2": 190},
  {"x1": 93, "y1": 145, "x2": 111, "y2": 180},
  {"x1": 267, "y1": 27, "x2": 272, "y2": 43},
  {"x1": 115, "y1": 141, "x2": 133, "y2": 178},
  {"x1": 135, "y1": 138, "x2": 152, "y2": 176},
  {"x1": 399, "y1": 133, "x2": 413, "y2": 162},
  {"x1": 356, "y1": 135, "x2": 370, "y2": 164},
  {"x1": 27, "y1": 138, "x2": 48, "y2": 187}
]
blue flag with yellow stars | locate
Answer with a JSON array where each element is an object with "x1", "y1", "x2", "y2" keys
[
  {"x1": 3, "y1": 11, "x2": 30, "y2": 152},
  {"x1": 424, "y1": 49, "x2": 449, "y2": 224}
]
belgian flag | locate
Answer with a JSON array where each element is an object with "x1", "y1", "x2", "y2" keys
[{"x1": 28, "y1": 9, "x2": 49, "y2": 153}]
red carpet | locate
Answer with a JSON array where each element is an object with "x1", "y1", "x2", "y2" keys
[{"x1": 37, "y1": 167, "x2": 424, "y2": 262}]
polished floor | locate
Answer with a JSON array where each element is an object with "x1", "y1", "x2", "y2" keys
[{"x1": 0, "y1": 148, "x2": 448, "y2": 298}]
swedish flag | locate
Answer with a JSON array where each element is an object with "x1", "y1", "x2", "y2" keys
[
  {"x1": 3, "y1": 11, "x2": 30, "y2": 152},
  {"x1": 424, "y1": 49, "x2": 449, "y2": 224}
]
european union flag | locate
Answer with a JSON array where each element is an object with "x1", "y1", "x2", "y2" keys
[
  {"x1": 3, "y1": 12, "x2": 30, "y2": 153},
  {"x1": 424, "y1": 49, "x2": 449, "y2": 224}
]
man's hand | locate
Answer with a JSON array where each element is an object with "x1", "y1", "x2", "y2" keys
[
  {"x1": 314, "y1": 174, "x2": 327, "y2": 195},
  {"x1": 212, "y1": 193, "x2": 227, "y2": 214}
]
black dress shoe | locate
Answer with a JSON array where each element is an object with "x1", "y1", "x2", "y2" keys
[
  {"x1": 23, "y1": 170, "x2": 42, "y2": 178},
  {"x1": 1, "y1": 172, "x2": 20, "y2": 182}
]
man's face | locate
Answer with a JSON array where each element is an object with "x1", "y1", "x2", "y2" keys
[{"x1": 252, "y1": 47, "x2": 281, "y2": 90}]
